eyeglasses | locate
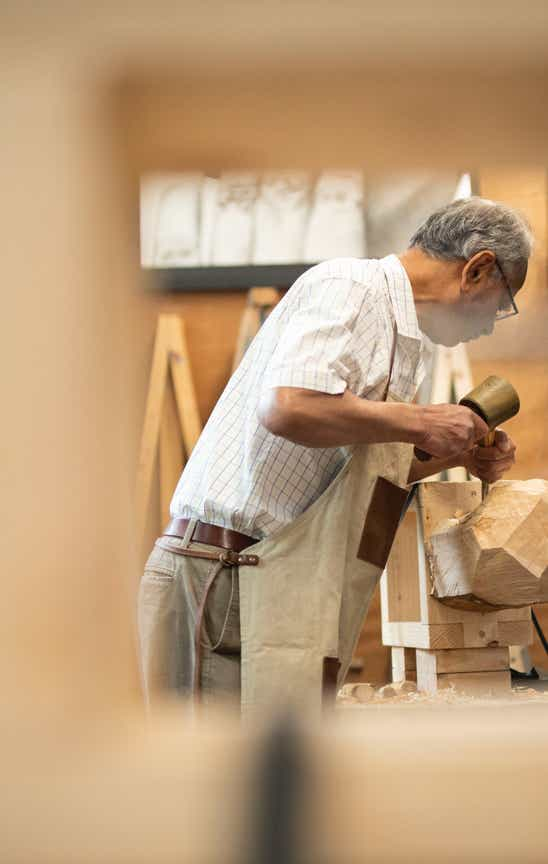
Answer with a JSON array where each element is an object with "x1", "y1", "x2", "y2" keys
[{"x1": 495, "y1": 261, "x2": 519, "y2": 320}]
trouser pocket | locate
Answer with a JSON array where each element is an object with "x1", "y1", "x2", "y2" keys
[
  {"x1": 138, "y1": 558, "x2": 179, "y2": 702},
  {"x1": 201, "y1": 563, "x2": 241, "y2": 655}
]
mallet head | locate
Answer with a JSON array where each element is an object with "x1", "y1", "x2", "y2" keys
[{"x1": 459, "y1": 375, "x2": 520, "y2": 430}]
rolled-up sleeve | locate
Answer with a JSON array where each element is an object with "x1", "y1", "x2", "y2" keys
[{"x1": 262, "y1": 275, "x2": 375, "y2": 395}]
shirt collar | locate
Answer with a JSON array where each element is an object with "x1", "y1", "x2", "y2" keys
[{"x1": 379, "y1": 254, "x2": 422, "y2": 342}]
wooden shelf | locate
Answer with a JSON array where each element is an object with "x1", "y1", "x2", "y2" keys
[{"x1": 143, "y1": 263, "x2": 318, "y2": 292}]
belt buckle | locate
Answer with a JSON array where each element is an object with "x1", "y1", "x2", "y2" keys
[
  {"x1": 219, "y1": 549, "x2": 259, "y2": 567},
  {"x1": 219, "y1": 549, "x2": 239, "y2": 566}
]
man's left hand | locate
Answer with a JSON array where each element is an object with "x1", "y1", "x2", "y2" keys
[{"x1": 462, "y1": 429, "x2": 516, "y2": 483}]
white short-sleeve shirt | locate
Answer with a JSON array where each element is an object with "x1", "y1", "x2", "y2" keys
[{"x1": 170, "y1": 255, "x2": 427, "y2": 539}]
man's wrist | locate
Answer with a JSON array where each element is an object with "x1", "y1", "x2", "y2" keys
[{"x1": 390, "y1": 403, "x2": 426, "y2": 445}]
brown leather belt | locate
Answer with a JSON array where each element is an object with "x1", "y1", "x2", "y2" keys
[{"x1": 163, "y1": 517, "x2": 257, "y2": 553}]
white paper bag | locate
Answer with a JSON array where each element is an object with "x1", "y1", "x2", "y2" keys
[
  {"x1": 252, "y1": 171, "x2": 311, "y2": 263},
  {"x1": 303, "y1": 171, "x2": 366, "y2": 262},
  {"x1": 140, "y1": 173, "x2": 202, "y2": 267},
  {"x1": 211, "y1": 173, "x2": 258, "y2": 265}
]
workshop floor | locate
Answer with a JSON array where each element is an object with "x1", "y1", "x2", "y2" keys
[{"x1": 338, "y1": 672, "x2": 548, "y2": 710}]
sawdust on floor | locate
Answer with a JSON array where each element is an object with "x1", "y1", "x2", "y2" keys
[{"x1": 337, "y1": 682, "x2": 548, "y2": 711}]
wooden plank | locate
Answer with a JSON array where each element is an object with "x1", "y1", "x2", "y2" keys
[
  {"x1": 168, "y1": 317, "x2": 202, "y2": 456},
  {"x1": 385, "y1": 510, "x2": 421, "y2": 622},
  {"x1": 159, "y1": 379, "x2": 184, "y2": 528},
  {"x1": 497, "y1": 619, "x2": 534, "y2": 646},
  {"x1": 135, "y1": 315, "x2": 171, "y2": 539},
  {"x1": 417, "y1": 647, "x2": 509, "y2": 676},
  {"x1": 382, "y1": 621, "x2": 464, "y2": 650},
  {"x1": 460, "y1": 611, "x2": 532, "y2": 648},
  {"x1": 416, "y1": 648, "x2": 511, "y2": 694},
  {"x1": 415, "y1": 649, "x2": 438, "y2": 692},
  {"x1": 391, "y1": 647, "x2": 416, "y2": 683},
  {"x1": 462, "y1": 617, "x2": 501, "y2": 648},
  {"x1": 436, "y1": 670, "x2": 511, "y2": 696},
  {"x1": 496, "y1": 605, "x2": 532, "y2": 622}
]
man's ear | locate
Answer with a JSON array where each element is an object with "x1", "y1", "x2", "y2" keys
[{"x1": 461, "y1": 250, "x2": 496, "y2": 294}]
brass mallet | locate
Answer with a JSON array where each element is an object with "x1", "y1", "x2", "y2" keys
[{"x1": 459, "y1": 375, "x2": 520, "y2": 500}]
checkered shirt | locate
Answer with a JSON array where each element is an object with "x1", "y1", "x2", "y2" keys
[{"x1": 170, "y1": 254, "x2": 426, "y2": 539}]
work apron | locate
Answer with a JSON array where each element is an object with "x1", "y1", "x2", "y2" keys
[{"x1": 237, "y1": 393, "x2": 414, "y2": 716}]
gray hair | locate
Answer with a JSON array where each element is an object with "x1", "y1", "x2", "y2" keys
[{"x1": 409, "y1": 196, "x2": 533, "y2": 287}]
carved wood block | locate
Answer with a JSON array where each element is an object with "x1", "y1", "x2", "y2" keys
[{"x1": 427, "y1": 480, "x2": 548, "y2": 610}]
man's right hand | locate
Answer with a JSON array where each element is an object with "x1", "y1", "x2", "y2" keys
[{"x1": 414, "y1": 404, "x2": 489, "y2": 460}]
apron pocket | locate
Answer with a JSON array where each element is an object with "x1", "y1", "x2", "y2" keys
[{"x1": 357, "y1": 476, "x2": 409, "y2": 568}]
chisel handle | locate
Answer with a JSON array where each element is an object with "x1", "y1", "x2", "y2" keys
[{"x1": 479, "y1": 428, "x2": 497, "y2": 500}]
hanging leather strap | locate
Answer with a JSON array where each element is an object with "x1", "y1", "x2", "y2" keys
[
  {"x1": 192, "y1": 561, "x2": 224, "y2": 699},
  {"x1": 156, "y1": 540, "x2": 259, "y2": 567},
  {"x1": 156, "y1": 539, "x2": 259, "y2": 699}
]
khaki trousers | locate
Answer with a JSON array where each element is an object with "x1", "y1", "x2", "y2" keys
[{"x1": 138, "y1": 534, "x2": 241, "y2": 707}]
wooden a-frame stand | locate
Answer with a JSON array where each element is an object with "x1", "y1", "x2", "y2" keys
[{"x1": 136, "y1": 314, "x2": 202, "y2": 541}]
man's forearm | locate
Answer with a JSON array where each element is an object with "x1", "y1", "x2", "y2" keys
[
  {"x1": 258, "y1": 387, "x2": 425, "y2": 447},
  {"x1": 407, "y1": 454, "x2": 463, "y2": 483}
]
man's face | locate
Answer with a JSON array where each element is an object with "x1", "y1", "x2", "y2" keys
[
  {"x1": 417, "y1": 255, "x2": 519, "y2": 347},
  {"x1": 418, "y1": 285, "x2": 502, "y2": 346}
]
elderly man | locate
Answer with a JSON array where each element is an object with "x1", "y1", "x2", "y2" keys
[{"x1": 139, "y1": 196, "x2": 532, "y2": 713}]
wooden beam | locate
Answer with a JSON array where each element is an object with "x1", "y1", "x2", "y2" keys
[
  {"x1": 385, "y1": 511, "x2": 421, "y2": 622},
  {"x1": 416, "y1": 647, "x2": 509, "y2": 678},
  {"x1": 497, "y1": 619, "x2": 534, "y2": 647},
  {"x1": 159, "y1": 380, "x2": 184, "y2": 528},
  {"x1": 167, "y1": 317, "x2": 202, "y2": 456},
  {"x1": 391, "y1": 647, "x2": 416, "y2": 683},
  {"x1": 419, "y1": 668, "x2": 511, "y2": 697},
  {"x1": 382, "y1": 621, "x2": 465, "y2": 650},
  {"x1": 136, "y1": 314, "x2": 202, "y2": 543},
  {"x1": 135, "y1": 315, "x2": 171, "y2": 539}
]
